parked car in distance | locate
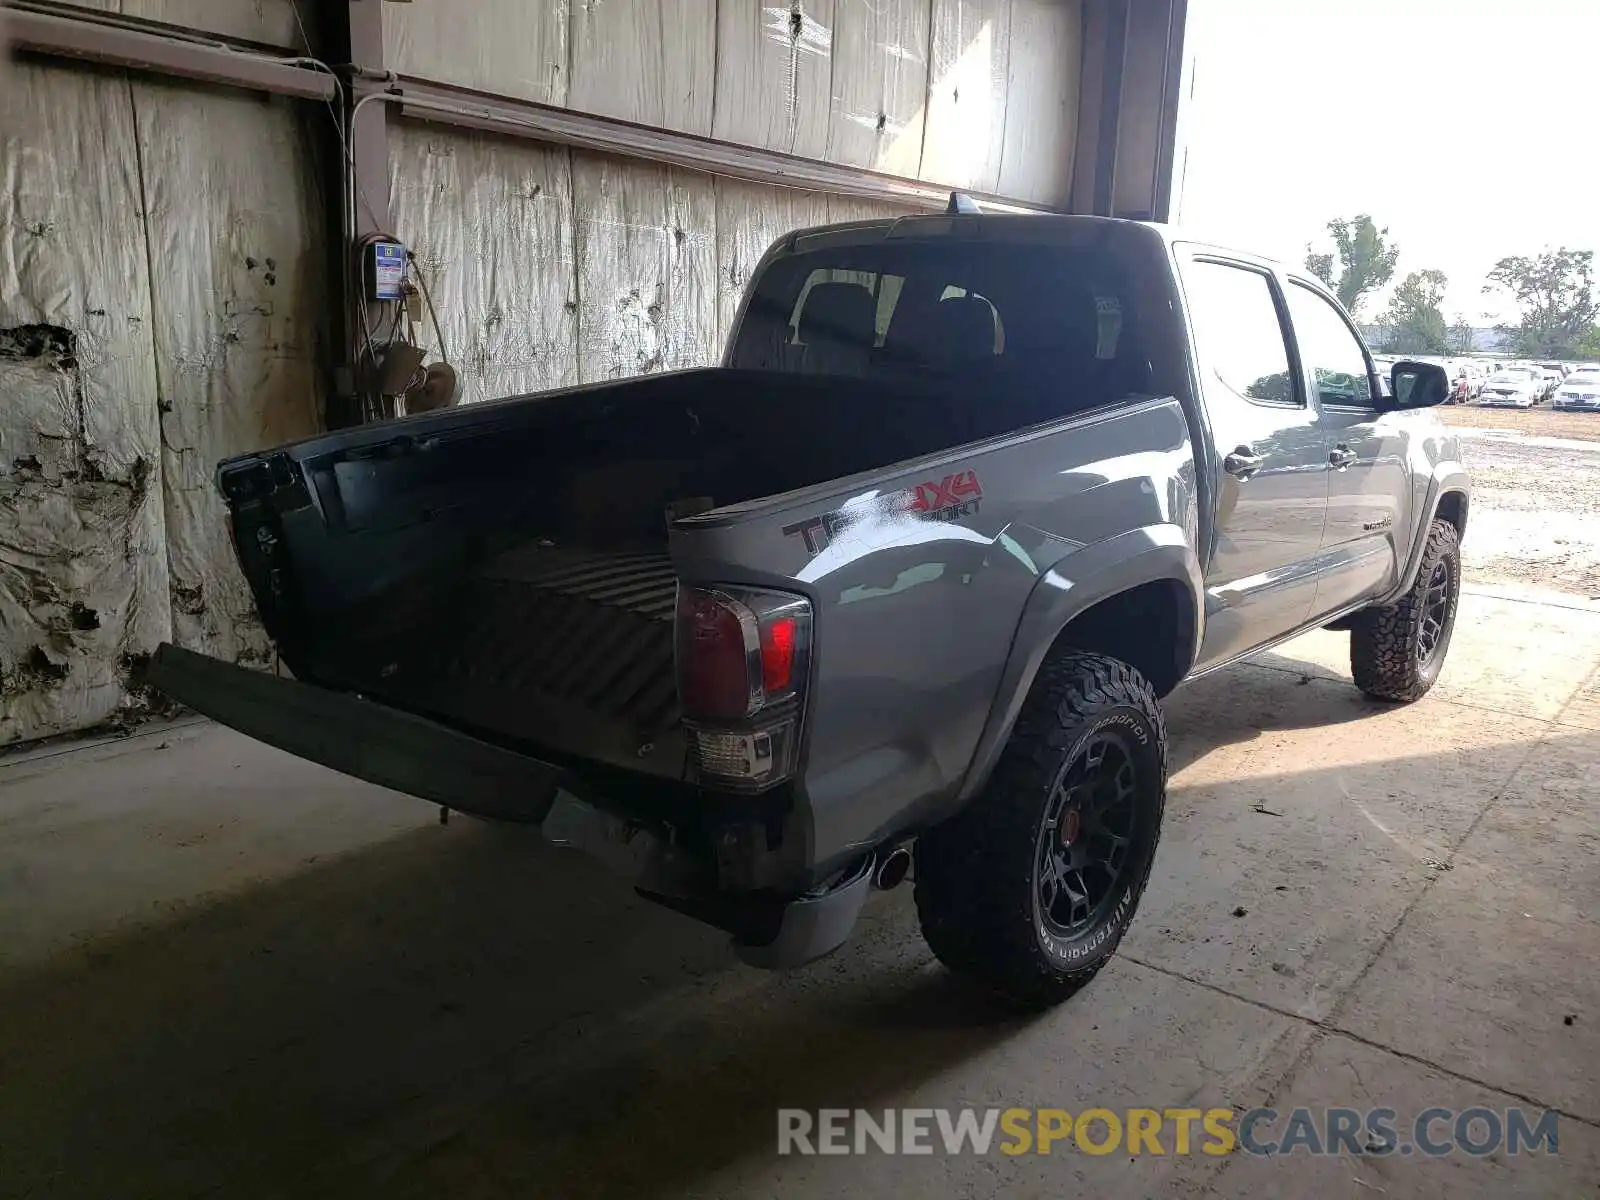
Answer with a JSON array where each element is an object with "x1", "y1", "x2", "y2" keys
[
  {"x1": 1479, "y1": 366, "x2": 1543, "y2": 407},
  {"x1": 1537, "y1": 367, "x2": 1563, "y2": 400},
  {"x1": 1553, "y1": 369, "x2": 1600, "y2": 411},
  {"x1": 1450, "y1": 363, "x2": 1483, "y2": 404},
  {"x1": 146, "y1": 212, "x2": 1468, "y2": 1007}
]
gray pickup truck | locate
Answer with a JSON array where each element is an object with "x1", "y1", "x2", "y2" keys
[{"x1": 149, "y1": 212, "x2": 1468, "y2": 1006}]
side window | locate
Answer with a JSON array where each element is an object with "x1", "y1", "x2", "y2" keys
[
  {"x1": 1285, "y1": 282, "x2": 1374, "y2": 407},
  {"x1": 1184, "y1": 261, "x2": 1298, "y2": 407}
]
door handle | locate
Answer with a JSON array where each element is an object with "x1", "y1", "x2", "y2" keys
[
  {"x1": 1329, "y1": 446, "x2": 1357, "y2": 469},
  {"x1": 1223, "y1": 447, "x2": 1264, "y2": 480}
]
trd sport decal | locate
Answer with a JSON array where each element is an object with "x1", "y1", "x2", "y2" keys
[{"x1": 782, "y1": 469, "x2": 984, "y2": 555}]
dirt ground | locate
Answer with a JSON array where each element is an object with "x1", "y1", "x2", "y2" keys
[
  {"x1": 1440, "y1": 410, "x2": 1600, "y2": 599},
  {"x1": 1438, "y1": 404, "x2": 1600, "y2": 442}
]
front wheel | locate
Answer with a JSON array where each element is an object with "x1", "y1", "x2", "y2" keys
[
  {"x1": 914, "y1": 652, "x2": 1167, "y2": 1007},
  {"x1": 1349, "y1": 519, "x2": 1461, "y2": 702}
]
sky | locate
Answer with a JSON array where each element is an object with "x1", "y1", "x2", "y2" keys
[{"x1": 1172, "y1": 0, "x2": 1600, "y2": 325}]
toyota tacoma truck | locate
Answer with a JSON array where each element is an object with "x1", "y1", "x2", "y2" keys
[{"x1": 149, "y1": 211, "x2": 1469, "y2": 1006}]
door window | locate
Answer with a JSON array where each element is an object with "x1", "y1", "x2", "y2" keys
[
  {"x1": 1184, "y1": 261, "x2": 1298, "y2": 407},
  {"x1": 1285, "y1": 282, "x2": 1374, "y2": 408}
]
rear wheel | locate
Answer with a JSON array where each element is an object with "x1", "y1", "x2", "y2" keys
[
  {"x1": 914, "y1": 652, "x2": 1166, "y2": 1007},
  {"x1": 1350, "y1": 518, "x2": 1461, "y2": 702}
]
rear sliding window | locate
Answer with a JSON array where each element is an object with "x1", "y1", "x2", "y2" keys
[{"x1": 729, "y1": 240, "x2": 1162, "y2": 420}]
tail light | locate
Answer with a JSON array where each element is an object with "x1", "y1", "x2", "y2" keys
[{"x1": 676, "y1": 585, "x2": 812, "y2": 792}]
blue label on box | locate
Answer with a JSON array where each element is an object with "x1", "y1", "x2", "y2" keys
[{"x1": 370, "y1": 241, "x2": 406, "y2": 301}]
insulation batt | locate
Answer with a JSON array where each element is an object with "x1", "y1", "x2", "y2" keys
[{"x1": 0, "y1": 65, "x2": 325, "y2": 744}]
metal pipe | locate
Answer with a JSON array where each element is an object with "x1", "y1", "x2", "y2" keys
[{"x1": 873, "y1": 846, "x2": 913, "y2": 891}]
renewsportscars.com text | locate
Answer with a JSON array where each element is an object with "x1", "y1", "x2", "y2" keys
[{"x1": 777, "y1": 1106, "x2": 1560, "y2": 1158}]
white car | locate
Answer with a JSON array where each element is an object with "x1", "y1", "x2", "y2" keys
[
  {"x1": 1478, "y1": 366, "x2": 1543, "y2": 407},
  {"x1": 1552, "y1": 369, "x2": 1600, "y2": 411}
]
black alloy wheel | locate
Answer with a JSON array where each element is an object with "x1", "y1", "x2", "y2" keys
[{"x1": 1035, "y1": 733, "x2": 1139, "y2": 937}]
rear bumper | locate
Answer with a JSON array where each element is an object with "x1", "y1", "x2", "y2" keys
[{"x1": 146, "y1": 642, "x2": 867, "y2": 968}]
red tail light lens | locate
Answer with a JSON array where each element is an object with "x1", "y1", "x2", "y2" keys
[
  {"x1": 676, "y1": 585, "x2": 811, "y2": 727},
  {"x1": 676, "y1": 590, "x2": 760, "y2": 721},
  {"x1": 761, "y1": 617, "x2": 797, "y2": 693}
]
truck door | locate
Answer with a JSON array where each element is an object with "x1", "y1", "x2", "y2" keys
[
  {"x1": 1281, "y1": 279, "x2": 1411, "y2": 614},
  {"x1": 1177, "y1": 254, "x2": 1330, "y2": 670}
]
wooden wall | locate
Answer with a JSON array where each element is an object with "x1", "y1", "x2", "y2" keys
[{"x1": 387, "y1": 0, "x2": 1083, "y2": 208}]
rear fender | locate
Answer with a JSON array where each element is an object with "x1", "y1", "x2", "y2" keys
[{"x1": 953, "y1": 523, "x2": 1203, "y2": 805}]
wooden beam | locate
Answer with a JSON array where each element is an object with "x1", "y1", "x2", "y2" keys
[
  {"x1": 6, "y1": 6, "x2": 338, "y2": 100},
  {"x1": 385, "y1": 76, "x2": 1058, "y2": 215}
]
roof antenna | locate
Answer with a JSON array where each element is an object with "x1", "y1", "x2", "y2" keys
[{"x1": 946, "y1": 191, "x2": 982, "y2": 215}]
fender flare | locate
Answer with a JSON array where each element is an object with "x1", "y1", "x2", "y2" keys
[
  {"x1": 953, "y1": 523, "x2": 1203, "y2": 804},
  {"x1": 1387, "y1": 465, "x2": 1470, "y2": 603}
]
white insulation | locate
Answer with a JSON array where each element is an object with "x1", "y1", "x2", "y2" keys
[
  {"x1": 392, "y1": 124, "x2": 911, "y2": 406},
  {"x1": 0, "y1": 63, "x2": 325, "y2": 745},
  {"x1": 387, "y1": 0, "x2": 1084, "y2": 207}
]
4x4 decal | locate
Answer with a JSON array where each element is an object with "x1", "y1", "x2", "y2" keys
[{"x1": 782, "y1": 469, "x2": 984, "y2": 556}]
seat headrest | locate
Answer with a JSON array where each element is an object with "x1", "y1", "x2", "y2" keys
[
  {"x1": 795, "y1": 283, "x2": 878, "y2": 348},
  {"x1": 930, "y1": 296, "x2": 997, "y2": 361}
]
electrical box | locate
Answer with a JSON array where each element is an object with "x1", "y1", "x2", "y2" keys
[{"x1": 363, "y1": 240, "x2": 406, "y2": 302}]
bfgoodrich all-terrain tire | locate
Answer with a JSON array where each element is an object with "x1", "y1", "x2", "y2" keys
[
  {"x1": 1350, "y1": 518, "x2": 1461, "y2": 702},
  {"x1": 914, "y1": 652, "x2": 1166, "y2": 1008}
]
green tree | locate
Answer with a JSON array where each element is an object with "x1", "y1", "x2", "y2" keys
[
  {"x1": 1380, "y1": 269, "x2": 1450, "y2": 355},
  {"x1": 1448, "y1": 316, "x2": 1475, "y2": 354},
  {"x1": 1305, "y1": 215, "x2": 1400, "y2": 317},
  {"x1": 1483, "y1": 249, "x2": 1598, "y2": 359},
  {"x1": 1576, "y1": 324, "x2": 1600, "y2": 362}
]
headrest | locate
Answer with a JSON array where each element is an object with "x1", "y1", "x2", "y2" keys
[
  {"x1": 796, "y1": 283, "x2": 878, "y2": 347},
  {"x1": 930, "y1": 296, "x2": 997, "y2": 361}
]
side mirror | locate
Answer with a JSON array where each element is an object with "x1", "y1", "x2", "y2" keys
[{"x1": 1386, "y1": 360, "x2": 1451, "y2": 410}]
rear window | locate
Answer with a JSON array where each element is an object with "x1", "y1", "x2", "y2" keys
[{"x1": 729, "y1": 239, "x2": 1165, "y2": 417}]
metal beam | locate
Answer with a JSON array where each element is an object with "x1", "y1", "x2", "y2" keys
[
  {"x1": 1148, "y1": 0, "x2": 1188, "y2": 224},
  {"x1": 6, "y1": 6, "x2": 337, "y2": 100},
  {"x1": 386, "y1": 76, "x2": 1057, "y2": 215},
  {"x1": 1091, "y1": 0, "x2": 1131, "y2": 218},
  {"x1": 345, "y1": 0, "x2": 391, "y2": 239}
]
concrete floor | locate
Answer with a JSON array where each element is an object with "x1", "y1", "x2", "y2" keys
[{"x1": 2, "y1": 585, "x2": 1597, "y2": 1198}]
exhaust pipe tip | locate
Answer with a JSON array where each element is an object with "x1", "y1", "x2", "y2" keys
[{"x1": 873, "y1": 845, "x2": 913, "y2": 891}]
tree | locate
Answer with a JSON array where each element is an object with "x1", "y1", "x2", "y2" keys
[
  {"x1": 1483, "y1": 248, "x2": 1598, "y2": 359},
  {"x1": 1305, "y1": 215, "x2": 1400, "y2": 317},
  {"x1": 1380, "y1": 269, "x2": 1450, "y2": 355},
  {"x1": 1576, "y1": 324, "x2": 1600, "y2": 362},
  {"x1": 1448, "y1": 316, "x2": 1475, "y2": 355}
]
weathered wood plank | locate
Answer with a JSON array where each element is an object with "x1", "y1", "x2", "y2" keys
[
  {"x1": 920, "y1": 0, "x2": 1011, "y2": 194},
  {"x1": 569, "y1": 0, "x2": 716, "y2": 134},
  {"x1": 386, "y1": 0, "x2": 570, "y2": 106},
  {"x1": 712, "y1": 0, "x2": 836, "y2": 159},
  {"x1": 997, "y1": 0, "x2": 1081, "y2": 205},
  {"x1": 824, "y1": 0, "x2": 931, "y2": 176}
]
